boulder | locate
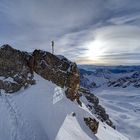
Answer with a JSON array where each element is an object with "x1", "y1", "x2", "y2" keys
[{"x1": 84, "y1": 117, "x2": 99, "y2": 134}]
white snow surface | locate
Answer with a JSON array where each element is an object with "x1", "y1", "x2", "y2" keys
[
  {"x1": 0, "y1": 74, "x2": 128, "y2": 140},
  {"x1": 93, "y1": 88, "x2": 140, "y2": 140}
]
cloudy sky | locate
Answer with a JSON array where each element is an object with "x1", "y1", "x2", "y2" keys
[{"x1": 0, "y1": 0, "x2": 140, "y2": 65}]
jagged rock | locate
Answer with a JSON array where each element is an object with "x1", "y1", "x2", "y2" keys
[
  {"x1": 33, "y1": 49, "x2": 80, "y2": 101},
  {"x1": 0, "y1": 45, "x2": 80, "y2": 101},
  {"x1": 94, "y1": 105, "x2": 109, "y2": 122},
  {"x1": 84, "y1": 117, "x2": 99, "y2": 134},
  {"x1": 79, "y1": 87, "x2": 115, "y2": 129},
  {"x1": 0, "y1": 44, "x2": 36, "y2": 93},
  {"x1": 79, "y1": 88, "x2": 99, "y2": 105},
  {"x1": 0, "y1": 80, "x2": 21, "y2": 93}
]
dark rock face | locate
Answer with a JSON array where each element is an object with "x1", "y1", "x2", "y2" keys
[
  {"x1": 0, "y1": 44, "x2": 35, "y2": 93},
  {"x1": 33, "y1": 49, "x2": 80, "y2": 101},
  {"x1": 33, "y1": 50, "x2": 69, "y2": 87},
  {"x1": 84, "y1": 117, "x2": 99, "y2": 134},
  {"x1": 0, "y1": 45, "x2": 80, "y2": 100},
  {"x1": 79, "y1": 88, "x2": 115, "y2": 129}
]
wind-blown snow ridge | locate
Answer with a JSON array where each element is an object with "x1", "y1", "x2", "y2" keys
[{"x1": 0, "y1": 74, "x2": 128, "y2": 140}]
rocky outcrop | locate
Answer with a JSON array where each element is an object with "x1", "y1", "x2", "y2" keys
[
  {"x1": 0, "y1": 45, "x2": 80, "y2": 101},
  {"x1": 84, "y1": 117, "x2": 99, "y2": 134},
  {"x1": 33, "y1": 49, "x2": 80, "y2": 101},
  {"x1": 0, "y1": 44, "x2": 35, "y2": 93},
  {"x1": 79, "y1": 87, "x2": 115, "y2": 129}
]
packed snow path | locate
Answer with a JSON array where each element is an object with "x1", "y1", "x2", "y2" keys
[
  {"x1": 0, "y1": 93, "x2": 37, "y2": 140},
  {"x1": 1, "y1": 93, "x2": 20, "y2": 140}
]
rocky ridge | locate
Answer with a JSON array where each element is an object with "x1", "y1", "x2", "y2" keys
[
  {"x1": 33, "y1": 49, "x2": 80, "y2": 101},
  {"x1": 0, "y1": 45, "x2": 36, "y2": 93},
  {"x1": 78, "y1": 87, "x2": 115, "y2": 129},
  {"x1": 0, "y1": 44, "x2": 115, "y2": 132},
  {"x1": 0, "y1": 44, "x2": 80, "y2": 101}
]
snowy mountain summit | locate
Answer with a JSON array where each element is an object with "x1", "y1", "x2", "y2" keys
[
  {"x1": 80, "y1": 68, "x2": 140, "y2": 89},
  {"x1": 0, "y1": 44, "x2": 128, "y2": 140}
]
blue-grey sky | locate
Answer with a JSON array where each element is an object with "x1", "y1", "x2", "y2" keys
[{"x1": 0, "y1": 0, "x2": 140, "y2": 65}]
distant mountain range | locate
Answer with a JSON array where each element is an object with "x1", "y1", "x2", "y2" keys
[{"x1": 79, "y1": 65, "x2": 140, "y2": 89}]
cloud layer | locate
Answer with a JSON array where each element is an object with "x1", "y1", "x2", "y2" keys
[{"x1": 0, "y1": 0, "x2": 140, "y2": 65}]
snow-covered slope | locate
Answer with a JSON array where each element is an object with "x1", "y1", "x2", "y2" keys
[{"x1": 0, "y1": 74, "x2": 128, "y2": 140}]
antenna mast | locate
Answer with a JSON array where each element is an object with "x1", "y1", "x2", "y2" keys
[{"x1": 51, "y1": 41, "x2": 54, "y2": 54}]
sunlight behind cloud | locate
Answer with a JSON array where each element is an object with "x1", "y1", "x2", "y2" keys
[
  {"x1": 77, "y1": 25, "x2": 140, "y2": 65},
  {"x1": 84, "y1": 40, "x2": 106, "y2": 63}
]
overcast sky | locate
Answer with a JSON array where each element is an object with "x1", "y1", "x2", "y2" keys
[{"x1": 0, "y1": 0, "x2": 140, "y2": 65}]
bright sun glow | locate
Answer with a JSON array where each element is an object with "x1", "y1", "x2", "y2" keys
[{"x1": 85, "y1": 40, "x2": 105, "y2": 62}]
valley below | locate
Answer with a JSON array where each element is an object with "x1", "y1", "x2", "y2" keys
[
  {"x1": 93, "y1": 88, "x2": 140, "y2": 140},
  {"x1": 79, "y1": 65, "x2": 140, "y2": 140}
]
